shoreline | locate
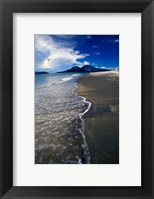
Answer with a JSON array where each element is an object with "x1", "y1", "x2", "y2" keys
[
  {"x1": 74, "y1": 81, "x2": 92, "y2": 164},
  {"x1": 76, "y1": 71, "x2": 119, "y2": 164},
  {"x1": 77, "y1": 96, "x2": 92, "y2": 164}
]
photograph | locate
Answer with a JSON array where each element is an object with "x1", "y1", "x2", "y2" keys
[
  {"x1": 1, "y1": 0, "x2": 153, "y2": 197},
  {"x1": 35, "y1": 35, "x2": 119, "y2": 164}
]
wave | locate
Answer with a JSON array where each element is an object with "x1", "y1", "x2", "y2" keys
[
  {"x1": 58, "y1": 74, "x2": 80, "y2": 84},
  {"x1": 79, "y1": 96, "x2": 91, "y2": 117},
  {"x1": 36, "y1": 74, "x2": 80, "y2": 90},
  {"x1": 35, "y1": 73, "x2": 92, "y2": 164},
  {"x1": 57, "y1": 76, "x2": 73, "y2": 84}
]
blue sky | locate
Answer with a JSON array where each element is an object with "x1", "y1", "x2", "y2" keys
[{"x1": 35, "y1": 35, "x2": 119, "y2": 73}]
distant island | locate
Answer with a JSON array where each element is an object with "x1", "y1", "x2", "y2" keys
[
  {"x1": 35, "y1": 65, "x2": 111, "y2": 75},
  {"x1": 35, "y1": 71, "x2": 49, "y2": 75},
  {"x1": 58, "y1": 65, "x2": 110, "y2": 73}
]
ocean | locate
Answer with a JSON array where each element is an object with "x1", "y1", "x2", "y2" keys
[{"x1": 35, "y1": 73, "x2": 91, "y2": 164}]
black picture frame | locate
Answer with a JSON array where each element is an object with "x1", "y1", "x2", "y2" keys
[{"x1": 0, "y1": 0, "x2": 154, "y2": 198}]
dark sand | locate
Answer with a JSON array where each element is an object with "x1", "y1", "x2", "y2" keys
[{"x1": 77, "y1": 72, "x2": 119, "y2": 164}]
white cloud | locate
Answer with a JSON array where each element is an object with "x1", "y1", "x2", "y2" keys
[
  {"x1": 35, "y1": 35, "x2": 89, "y2": 72},
  {"x1": 92, "y1": 63, "x2": 97, "y2": 66},
  {"x1": 54, "y1": 35, "x2": 76, "y2": 39},
  {"x1": 87, "y1": 35, "x2": 92, "y2": 39},
  {"x1": 100, "y1": 66, "x2": 106, "y2": 69},
  {"x1": 92, "y1": 45, "x2": 98, "y2": 48},
  {"x1": 93, "y1": 52, "x2": 100, "y2": 55},
  {"x1": 83, "y1": 61, "x2": 90, "y2": 65},
  {"x1": 102, "y1": 39, "x2": 119, "y2": 43},
  {"x1": 114, "y1": 39, "x2": 119, "y2": 43}
]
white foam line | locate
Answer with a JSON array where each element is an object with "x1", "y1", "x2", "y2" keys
[
  {"x1": 78, "y1": 96, "x2": 91, "y2": 118},
  {"x1": 72, "y1": 74, "x2": 80, "y2": 77},
  {"x1": 78, "y1": 97, "x2": 91, "y2": 164},
  {"x1": 73, "y1": 81, "x2": 92, "y2": 164},
  {"x1": 58, "y1": 74, "x2": 80, "y2": 84},
  {"x1": 57, "y1": 76, "x2": 73, "y2": 84}
]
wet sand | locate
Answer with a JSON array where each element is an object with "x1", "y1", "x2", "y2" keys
[{"x1": 77, "y1": 71, "x2": 119, "y2": 164}]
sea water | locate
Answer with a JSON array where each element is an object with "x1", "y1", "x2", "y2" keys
[{"x1": 35, "y1": 73, "x2": 91, "y2": 164}]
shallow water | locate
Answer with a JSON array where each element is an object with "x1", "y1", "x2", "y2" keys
[{"x1": 35, "y1": 73, "x2": 91, "y2": 164}]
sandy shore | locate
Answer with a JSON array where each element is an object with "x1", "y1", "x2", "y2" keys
[{"x1": 77, "y1": 71, "x2": 119, "y2": 164}]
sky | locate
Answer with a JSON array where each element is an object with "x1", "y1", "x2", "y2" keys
[{"x1": 35, "y1": 35, "x2": 119, "y2": 73}]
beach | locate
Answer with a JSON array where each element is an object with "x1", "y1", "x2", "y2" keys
[{"x1": 77, "y1": 71, "x2": 119, "y2": 164}]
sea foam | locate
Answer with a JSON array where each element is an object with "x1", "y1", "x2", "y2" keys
[{"x1": 35, "y1": 73, "x2": 91, "y2": 164}]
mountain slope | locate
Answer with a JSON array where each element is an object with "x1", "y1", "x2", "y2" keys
[{"x1": 59, "y1": 65, "x2": 110, "y2": 73}]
